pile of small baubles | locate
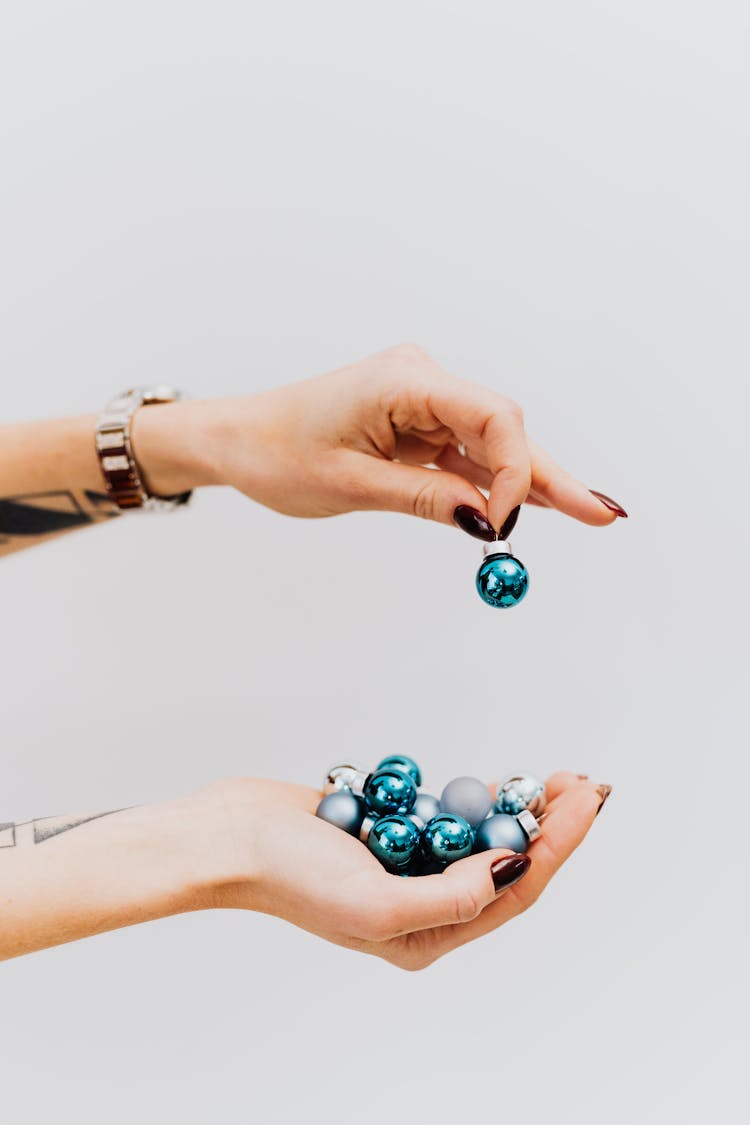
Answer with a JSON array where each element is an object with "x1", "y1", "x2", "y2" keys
[{"x1": 316, "y1": 755, "x2": 545, "y2": 876}]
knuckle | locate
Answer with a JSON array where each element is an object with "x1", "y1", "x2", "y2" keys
[
  {"x1": 500, "y1": 882, "x2": 536, "y2": 916},
  {"x1": 453, "y1": 886, "x2": 483, "y2": 925},
  {"x1": 388, "y1": 342, "x2": 431, "y2": 365},
  {"x1": 517, "y1": 466, "x2": 533, "y2": 496},
  {"x1": 412, "y1": 478, "x2": 440, "y2": 521},
  {"x1": 517, "y1": 884, "x2": 540, "y2": 912},
  {"x1": 497, "y1": 460, "x2": 532, "y2": 496},
  {"x1": 502, "y1": 397, "x2": 525, "y2": 425},
  {"x1": 536, "y1": 832, "x2": 566, "y2": 872}
]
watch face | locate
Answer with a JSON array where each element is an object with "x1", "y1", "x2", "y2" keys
[{"x1": 142, "y1": 387, "x2": 185, "y2": 404}]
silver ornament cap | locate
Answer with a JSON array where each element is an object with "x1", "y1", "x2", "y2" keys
[
  {"x1": 324, "y1": 764, "x2": 368, "y2": 797},
  {"x1": 517, "y1": 809, "x2": 542, "y2": 842},
  {"x1": 359, "y1": 814, "x2": 378, "y2": 843},
  {"x1": 482, "y1": 538, "x2": 513, "y2": 558}
]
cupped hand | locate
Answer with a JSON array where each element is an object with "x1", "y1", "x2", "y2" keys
[
  {"x1": 196, "y1": 346, "x2": 626, "y2": 536},
  {"x1": 203, "y1": 772, "x2": 607, "y2": 970}
]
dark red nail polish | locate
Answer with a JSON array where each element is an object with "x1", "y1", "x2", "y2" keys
[
  {"x1": 577, "y1": 774, "x2": 589, "y2": 780},
  {"x1": 453, "y1": 505, "x2": 496, "y2": 542},
  {"x1": 590, "y1": 490, "x2": 628, "y2": 518},
  {"x1": 499, "y1": 505, "x2": 521, "y2": 540},
  {"x1": 595, "y1": 784, "x2": 612, "y2": 816},
  {"x1": 491, "y1": 853, "x2": 531, "y2": 893}
]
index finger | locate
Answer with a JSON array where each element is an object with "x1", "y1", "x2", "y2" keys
[
  {"x1": 528, "y1": 440, "x2": 624, "y2": 526},
  {"x1": 428, "y1": 377, "x2": 532, "y2": 533}
]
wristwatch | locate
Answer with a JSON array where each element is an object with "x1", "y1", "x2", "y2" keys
[{"x1": 94, "y1": 386, "x2": 193, "y2": 511}]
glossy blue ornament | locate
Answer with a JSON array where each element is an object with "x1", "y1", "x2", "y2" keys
[
  {"x1": 421, "y1": 813, "x2": 474, "y2": 866},
  {"x1": 315, "y1": 791, "x2": 366, "y2": 836},
  {"x1": 368, "y1": 815, "x2": 421, "y2": 872},
  {"x1": 363, "y1": 768, "x2": 417, "y2": 817},
  {"x1": 411, "y1": 852, "x2": 447, "y2": 876},
  {"x1": 376, "y1": 754, "x2": 422, "y2": 787},
  {"x1": 476, "y1": 540, "x2": 529, "y2": 609},
  {"x1": 473, "y1": 813, "x2": 529, "y2": 854}
]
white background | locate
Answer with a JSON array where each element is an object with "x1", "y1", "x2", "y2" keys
[{"x1": 1, "y1": 2, "x2": 747, "y2": 1121}]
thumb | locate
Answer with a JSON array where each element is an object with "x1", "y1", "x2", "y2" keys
[
  {"x1": 385, "y1": 849, "x2": 532, "y2": 936},
  {"x1": 347, "y1": 454, "x2": 491, "y2": 528}
]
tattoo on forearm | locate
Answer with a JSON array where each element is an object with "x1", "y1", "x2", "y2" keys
[
  {"x1": 0, "y1": 489, "x2": 120, "y2": 558},
  {"x1": 0, "y1": 809, "x2": 124, "y2": 849}
]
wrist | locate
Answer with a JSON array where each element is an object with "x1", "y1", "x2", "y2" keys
[
  {"x1": 110, "y1": 792, "x2": 241, "y2": 917},
  {"x1": 179, "y1": 780, "x2": 264, "y2": 911},
  {"x1": 129, "y1": 399, "x2": 226, "y2": 496}
]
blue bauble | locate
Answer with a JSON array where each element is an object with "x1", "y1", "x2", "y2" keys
[
  {"x1": 473, "y1": 813, "x2": 529, "y2": 854},
  {"x1": 315, "y1": 791, "x2": 366, "y2": 835},
  {"x1": 411, "y1": 852, "x2": 447, "y2": 877},
  {"x1": 440, "y1": 776, "x2": 494, "y2": 828},
  {"x1": 376, "y1": 754, "x2": 422, "y2": 787},
  {"x1": 412, "y1": 792, "x2": 441, "y2": 825},
  {"x1": 364, "y1": 768, "x2": 418, "y2": 817},
  {"x1": 476, "y1": 553, "x2": 529, "y2": 608},
  {"x1": 421, "y1": 813, "x2": 474, "y2": 866},
  {"x1": 368, "y1": 815, "x2": 422, "y2": 871}
]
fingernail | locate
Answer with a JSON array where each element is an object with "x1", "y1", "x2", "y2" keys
[
  {"x1": 499, "y1": 505, "x2": 521, "y2": 540},
  {"x1": 595, "y1": 784, "x2": 612, "y2": 816},
  {"x1": 453, "y1": 505, "x2": 496, "y2": 542},
  {"x1": 491, "y1": 853, "x2": 531, "y2": 893},
  {"x1": 590, "y1": 490, "x2": 628, "y2": 518},
  {"x1": 577, "y1": 773, "x2": 589, "y2": 780}
]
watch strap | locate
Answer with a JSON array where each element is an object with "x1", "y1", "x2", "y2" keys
[{"x1": 95, "y1": 386, "x2": 192, "y2": 512}]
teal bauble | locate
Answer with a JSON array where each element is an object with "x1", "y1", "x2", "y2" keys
[
  {"x1": 364, "y1": 768, "x2": 418, "y2": 817},
  {"x1": 368, "y1": 815, "x2": 422, "y2": 872},
  {"x1": 476, "y1": 542, "x2": 529, "y2": 608},
  {"x1": 376, "y1": 754, "x2": 422, "y2": 787},
  {"x1": 421, "y1": 813, "x2": 474, "y2": 866}
]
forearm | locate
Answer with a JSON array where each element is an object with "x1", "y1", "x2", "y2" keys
[
  {"x1": 0, "y1": 790, "x2": 229, "y2": 959},
  {"x1": 0, "y1": 402, "x2": 221, "y2": 559}
]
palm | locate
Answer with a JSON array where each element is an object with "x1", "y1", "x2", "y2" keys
[{"x1": 220, "y1": 773, "x2": 605, "y2": 970}]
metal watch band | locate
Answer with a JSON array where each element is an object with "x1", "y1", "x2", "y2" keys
[{"x1": 94, "y1": 386, "x2": 192, "y2": 512}]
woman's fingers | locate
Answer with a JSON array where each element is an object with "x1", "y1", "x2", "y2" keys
[
  {"x1": 343, "y1": 452, "x2": 492, "y2": 527},
  {"x1": 436, "y1": 437, "x2": 625, "y2": 529},
  {"x1": 363, "y1": 774, "x2": 590, "y2": 941},
  {"x1": 528, "y1": 441, "x2": 625, "y2": 526},
  {"x1": 543, "y1": 770, "x2": 590, "y2": 803},
  {"x1": 366, "y1": 848, "x2": 529, "y2": 940},
  {"x1": 418, "y1": 779, "x2": 604, "y2": 960},
  {"x1": 434, "y1": 444, "x2": 495, "y2": 492},
  {"x1": 405, "y1": 377, "x2": 531, "y2": 533},
  {"x1": 485, "y1": 770, "x2": 581, "y2": 809},
  {"x1": 396, "y1": 377, "x2": 624, "y2": 532},
  {"x1": 500, "y1": 778, "x2": 604, "y2": 906}
]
